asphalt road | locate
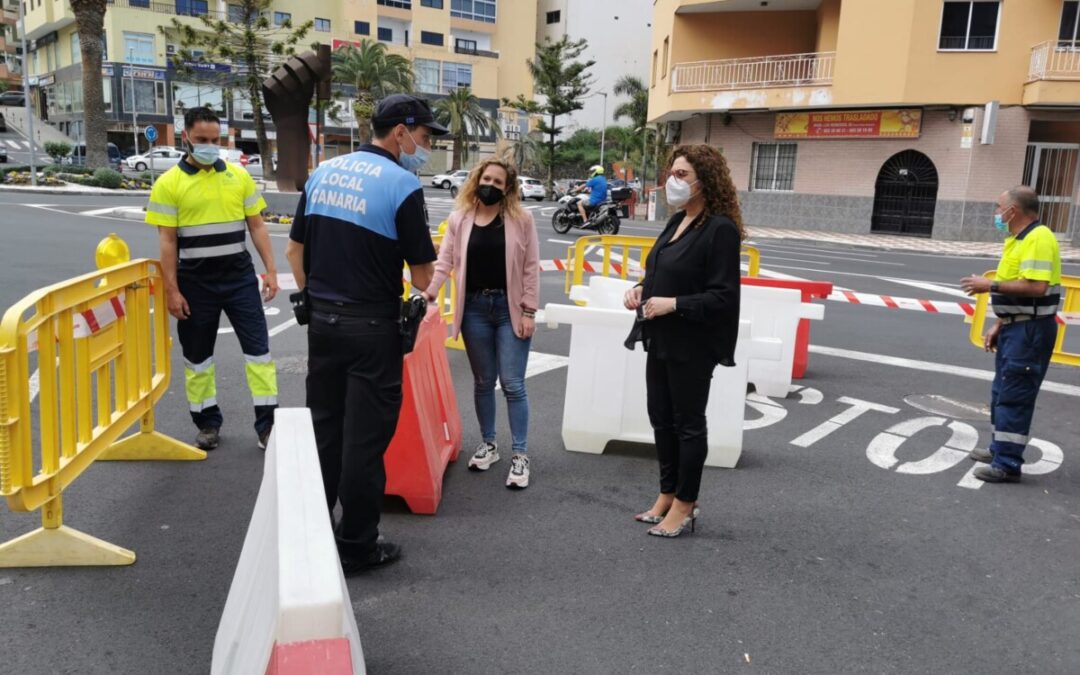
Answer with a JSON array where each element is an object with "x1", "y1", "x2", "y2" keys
[{"x1": 1, "y1": 189, "x2": 1080, "y2": 674}]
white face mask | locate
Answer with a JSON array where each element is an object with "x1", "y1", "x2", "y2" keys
[{"x1": 665, "y1": 175, "x2": 698, "y2": 208}]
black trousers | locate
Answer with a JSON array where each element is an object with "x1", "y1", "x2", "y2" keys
[
  {"x1": 645, "y1": 351, "x2": 714, "y2": 503},
  {"x1": 307, "y1": 309, "x2": 403, "y2": 557}
]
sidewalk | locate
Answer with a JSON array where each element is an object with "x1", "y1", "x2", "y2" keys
[
  {"x1": 745, "y1": 224, "x2": 1080, "y2": 261},
  {"x1": 0, "y1": 183, "x2": 150, "y2": 196}
]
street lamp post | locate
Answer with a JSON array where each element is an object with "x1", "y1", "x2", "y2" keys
[
  {"x1": 128, "y1": 49, "x2": 138, "y2": 157},
  {"x1": 18, "y1": 0, "x2": 37, "y2": 185},
  {"x1": 597, "y1": 90, "x2": 608, "y2": 170}
]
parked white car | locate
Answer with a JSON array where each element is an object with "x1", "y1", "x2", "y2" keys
[
  {"x1": 431, "y1": 169, "x2": 469, "y2": 189},
  {"x1": 518, "y1": 176, "x2": 546, "y2": 201},
  {"x1": 125, "y1": 147, "x2": 185, "y2": 172},
  {"x1": 447, "y1": 172, "x2": 469, "y2": 198},
  {"x1": 242, "y1": 154, "x2": 277, "y2": 178}
]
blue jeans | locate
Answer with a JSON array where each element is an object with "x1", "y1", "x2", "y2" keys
[
  {"x1": 460, "y1": 291, "x2": 531, "y2": 453},
  {"x1": 989, "y1": 317, "x2": 1057, "y2": 473}
]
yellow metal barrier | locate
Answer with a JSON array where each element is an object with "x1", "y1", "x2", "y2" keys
[
  {"x1": 403, "y1": 229, "x2": 464, "y2": 350},
  {"x1": 0, "y1": 260, "x2": 204, "y2": 567},
  {"x1": 563, "y1": 234, "x2": 760, "y2": 301},
  {"x1": 967, "y1": 270, "x2": 1080, "y2": 368}
]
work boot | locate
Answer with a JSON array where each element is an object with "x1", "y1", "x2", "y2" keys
[
  {"x1": 968, "y1": 447, "x2": 992, "y2": 463},
  {"x1": 257, "y1": 429, "x2": 272, "y2": 451},
  {"x1": 340, "y1": 541, "x2": 402, "y2": 576},
  {"x1": 974, "y1": 465, "x2": 1021, "y2": 484},
  {"x1": 194, "y1": 427, "x2": 220, "y2": 451}
]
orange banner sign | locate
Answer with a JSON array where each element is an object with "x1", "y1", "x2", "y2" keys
[{"x1": 775, "y1": 110, "x2": 922, "y2": 139}]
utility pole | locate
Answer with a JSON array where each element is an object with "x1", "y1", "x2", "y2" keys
[{"x1": 18, "y1": 0, "x2": 37, "y2": 185}]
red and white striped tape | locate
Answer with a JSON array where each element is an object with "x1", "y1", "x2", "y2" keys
[
  {"x1": 28, "y1": 295, "x2": 127, "y2": 352},
  {"x1": 825, "y1": 289, "x2": 1080, "y2": 325}
]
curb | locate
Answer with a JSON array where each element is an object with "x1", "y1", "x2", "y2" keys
[{"x1": 0, "y1": 185, "x2": 151, "y2": 196}]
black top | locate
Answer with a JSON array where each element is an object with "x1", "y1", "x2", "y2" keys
[
  {"x1": 289, "y1": 144, "x2": 436, "y2": 307},
  {"x1": 640, "y1": 211, "x2": 741, "y2": 365},
  {"x1": 465, "y1": 215, "x2": 507, "y2": 292}
]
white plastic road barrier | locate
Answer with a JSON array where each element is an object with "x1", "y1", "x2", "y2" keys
[
  {"x1": 569, "y1": 276, "x2": 820, "y2": 400},
  {"x1": 544, "y1": 294, "x2": 781, "y2": 468},
  {"x1": 212, "y1": 408, "x2": 365, "y2": 675},
  {"x1": 741, "y1": 285, "x2": 825, "y2": 399}
]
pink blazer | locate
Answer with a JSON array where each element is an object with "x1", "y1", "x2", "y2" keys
[{"x1": 425, "y1": 207, "x2": 540, "y2": 339}]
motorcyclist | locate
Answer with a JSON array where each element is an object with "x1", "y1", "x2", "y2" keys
[{"x1": 577, "y1": 165, "x2": 608, "y2": 224}]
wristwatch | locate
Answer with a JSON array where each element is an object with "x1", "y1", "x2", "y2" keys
[{"x1": 990, "y1": 281, "x2": 1000, "y2": 293}]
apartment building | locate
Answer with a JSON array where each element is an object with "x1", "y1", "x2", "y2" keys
[
  {"x1": 537, "y1": 0, "x2": 652, "y2": 134},
  {"x1": 650, "y1": 0, "x2": 1080, "y2": 245},
  {"x1": 1, "y1": 0, "x2": 18, "y2": 88},
  {"x1": 20, "y1": 0, "x2": 536, "y2": 168}
]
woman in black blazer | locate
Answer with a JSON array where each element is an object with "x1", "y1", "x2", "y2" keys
[{"x1": 624, "y1": 144, "x2": 744, "y2": 538}]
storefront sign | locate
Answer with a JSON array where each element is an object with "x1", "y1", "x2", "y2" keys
[
  {"x1": 168, "y1": 61, "x2": 232, "y2": 74},
  {"x1": 120, "y1": 66, "x2": 167, "y2": 81},
  {"x1": 961, "y1": 123, "x2": 974, "y2": 149},
  {"x1": 38, "y1": 74, "x2": 55, "y2": 87},
  {"x1": 775, "y1": 110, "x2": 922, "y2": 140}
]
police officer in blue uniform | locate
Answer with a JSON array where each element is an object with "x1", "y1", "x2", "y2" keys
[{"x1": 286, "y1": 94, "x2": 446, "y2": 573}]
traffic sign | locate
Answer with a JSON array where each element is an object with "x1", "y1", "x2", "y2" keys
[{"x1": 143, "y1": 125, "x2": 158, "y2": 143}]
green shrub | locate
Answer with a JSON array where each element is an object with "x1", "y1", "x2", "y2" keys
[
  {"x1": 42, "y1": 165, "x2": 58, "y2": 177},
  {"x1": 92, "y1": 168, "x2": 123, "y2": 189},
  {"x1": 44, "y1": 141, "x2": 73, "y2": 164}
]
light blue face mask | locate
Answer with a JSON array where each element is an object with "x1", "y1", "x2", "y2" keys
[
  {"x1": 398, "y1": 129, "x2": 430, "y2": 172},
  {"x1": 186, "y1": 140, "x2": 220, "y2": 166},
  {"x1": 993, "y1": 214, "x2": 1008, "y2": 233}
]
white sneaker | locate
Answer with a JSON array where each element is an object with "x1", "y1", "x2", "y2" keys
[
  {"x1": 467, "y1": 441, "x2": 499, "y2": 471},
  {"x1": 506, "y1": 454, "x2": 529, "y2": 489}
]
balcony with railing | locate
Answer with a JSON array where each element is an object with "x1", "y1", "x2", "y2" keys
[
  {"x1": 105, "y1": 0, "x2": 226, "y2": 21},
  {"x1": 1025, "y1": 40, "x2": 1080, "y2": 105},
  {"x1": 671, "y1": 51, "x2": 836, "y2": 93}
]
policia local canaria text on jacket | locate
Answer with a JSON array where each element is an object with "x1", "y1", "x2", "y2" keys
[
  {"x1": 146, "y1": 106, "x2": 279, "y2": 452},
  {"x1": 285, "y1": 94, "x2": 447, "y2": 574}
]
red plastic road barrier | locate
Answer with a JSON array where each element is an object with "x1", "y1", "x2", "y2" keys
[
  {"x1": 384, "y1": 306, "x2": 463, "y2": 514},
  {"x1": 265, "y1": 638, "x2": 353, "y2": 675},
  {"x1": 741, "y1": 277, "x2": 833, "y2": 379}
]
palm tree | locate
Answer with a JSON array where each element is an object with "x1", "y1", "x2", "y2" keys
[
  {"x1": 613, "y1": 75, "x2": 650, "y2": 186},
  {"x1": 433, "y1": 87, "x2": 497, "y2": 170},
  {"x1": 331, "y1": 40, "x2": 415, "y2": 145},
  {"x1": 70, "y1": 0, "x2": 109, "y2": 169},
  {"x1": 512, "y1": 130, "x2": 545, "y2": 177}
]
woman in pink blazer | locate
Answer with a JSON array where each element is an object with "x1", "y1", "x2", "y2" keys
[{"x1": 424, "y1": 157, "x2": 541, "y2": 489}]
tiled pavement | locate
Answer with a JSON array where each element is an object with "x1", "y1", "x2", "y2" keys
[{"x1": 745, "y1": 225, "x2": 1080, "y2": 261}]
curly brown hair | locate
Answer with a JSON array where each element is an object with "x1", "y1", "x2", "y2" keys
[
  {"x1": 669, "y1": 144, "x2": 746, "y2": 240},
  {"x1": 454, "y1": 156, "x2": 527, "y2": 222}
]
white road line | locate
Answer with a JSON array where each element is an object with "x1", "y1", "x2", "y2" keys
[
  {"x1": 753, "y1": 242, "x2": 883, "y2": 260},
  {"x1": 29, "y1": 369, "x2": 39, "y2": 401},
  {"x1": 6, "y1": 140, "x2": 19, "y2": 149},
  {"x1": 756, "y1": 248, "x2": 905, "y2": 267},
  {"x1": 548, "y1": 238, "x2": 575, "y2": 245},
  {"x1": 268, "y1": 318, "x2": 298, "y2": 337},
  {"x1": 758, "y1": 255, "x2": 832, "y2": 266},
  {"x1": 878, "y1": 277, "x2": 972, "y2": 299},
  {"x1": 496, "y1": 351, "x2": 569, "y2": 390},
  {"x1": 808, "y1": 344, "x2": 1080, "y2": 398},
  {"x1": 757, "y1": 263, "x2": 971, "y2": 290}
]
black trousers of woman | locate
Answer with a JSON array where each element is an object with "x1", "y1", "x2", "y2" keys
[{"x1": 645, "y1": 351, "x2": 714, "y2": 502}]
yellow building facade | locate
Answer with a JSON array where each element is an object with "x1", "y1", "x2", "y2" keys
[
  {"x1": 650, "y1": 0, "x2": 1080, "y2": 244},
  {"x1": 21, "y1": 0, "x2": 535, "y2": 169}
]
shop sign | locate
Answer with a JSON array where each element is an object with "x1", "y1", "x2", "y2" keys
[
  {"x1": 775, "y1": 110, "x2": 922, "y2": 140},
  {"x1": 168, "y1": 61, "x2": 232, "y2": 74},
  {"x1": 120, "y1": 66, "x2": 167, "y2": 81}
]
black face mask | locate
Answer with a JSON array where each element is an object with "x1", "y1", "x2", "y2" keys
[{"x1": 476, "y1": 184, "x2": 504, "y2": 206}]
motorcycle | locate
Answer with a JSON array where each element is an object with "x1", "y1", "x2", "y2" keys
[{"x1": 552, "y1": 193, "x2": 621, "y2": 235}]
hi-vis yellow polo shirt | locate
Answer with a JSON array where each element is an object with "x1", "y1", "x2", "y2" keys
[
  {"x1": 992, "y1": 220, "x2": 1062, "y2": 320},
  {"x1": 145, "y1": 157, "x2": 266, "y2": 281}
]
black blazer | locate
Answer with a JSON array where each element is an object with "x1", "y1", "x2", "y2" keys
[{"x1": 639, "y1": 211, "x2": 741, "y2": 366}]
